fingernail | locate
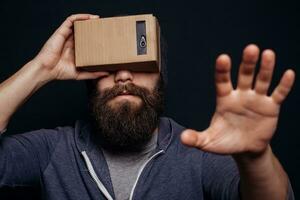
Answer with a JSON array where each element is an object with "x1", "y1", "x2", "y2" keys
[{"x1": 90, "y1": 15, "x2": 99, "y2": 19}]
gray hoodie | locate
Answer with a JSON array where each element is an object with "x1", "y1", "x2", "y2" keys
[{"x1": 0, "y1": 117, "x2": 294, "y2": 199}]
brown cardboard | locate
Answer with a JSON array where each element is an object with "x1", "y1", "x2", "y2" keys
[{"x1": 74, "y1": 14, "x2": 160, "y2": 72}]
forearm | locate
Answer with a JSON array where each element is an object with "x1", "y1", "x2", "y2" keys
[
  {"x1": 234, "y1": 145, "x2": 290, "y2": 200},
  {"x1": 0, "y1": 59, "x2": 52, "y2": 130}
]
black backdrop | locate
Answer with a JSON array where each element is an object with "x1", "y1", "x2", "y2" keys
[{"x1": 0, "y1": 0, "x2": 299, "y2": 199}]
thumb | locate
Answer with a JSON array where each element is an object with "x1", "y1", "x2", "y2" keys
[
  {"x1": 180, "y1": 129, "x2": 209, "y2": 149},
  {"x1": 76, "y1": 71, "x2": 109, "y2": 80}
]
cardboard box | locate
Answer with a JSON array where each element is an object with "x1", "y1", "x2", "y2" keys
[{"x1": 74, "y1": 14, "x2": 161, "y2": 72}]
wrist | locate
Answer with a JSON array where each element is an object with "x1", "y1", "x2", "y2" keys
[
  {"x1": 233, "y1": 145, "x2": 289, "y2": 200},
  {"x1": 232, "y1": 145, "x2": 284, "y2": 184},
  {"x1": 233, "y1": 145, "x2": 272, "y2": 167},
  {"x1": 26, "y1": 58, "x2": 56, "y2": 85}
]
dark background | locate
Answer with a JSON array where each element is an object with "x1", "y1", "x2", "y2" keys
[{"x1": 0, "y1": 0, "x2": 299, "y2": 199}]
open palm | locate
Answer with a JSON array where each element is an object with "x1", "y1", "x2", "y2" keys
[{"x1": 181, "y1": 44, "x2": 295, "y2": 155}]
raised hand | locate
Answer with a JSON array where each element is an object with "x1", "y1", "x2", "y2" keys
[
  {"x1": 181, "y1": 44, "x2": 295, "y2": 156},
  {"x1": 0, "y1": 14, "x2": 109, "y2": 132},
  {"x1": 34, "y1": 14, "x2": 108, "y2": 81}
]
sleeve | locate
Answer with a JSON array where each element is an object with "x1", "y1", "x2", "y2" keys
[
  {"x1": 202, "y1": 152, "x2": 241, "y2": 200},
  {"x1": 0, "y1": 129, "x2": 62, "y2": 187},
  {"x1": 202, "y1": 152, "x2": 295, "y2": 200}
]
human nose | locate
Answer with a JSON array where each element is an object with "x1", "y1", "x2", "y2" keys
[{"x1": 114, "y1": 70, "x2": 133, "y2": 84}]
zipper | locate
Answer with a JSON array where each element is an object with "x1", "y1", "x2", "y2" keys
[
  {"x1": 81, "y1": 151, "x2": 114, "y2": 200},
  {"x1": 129, "y1": 149, "x2": 165, "y2": 200}
]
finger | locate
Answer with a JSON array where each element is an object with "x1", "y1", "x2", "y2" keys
[
  {"x1": 254, "y1": 50, "x2": 276, "y2": 94},
  {"x1": 215, "y1": 54, "x2": 233, "y2": 97},
  {"x1": 55, "y1": 14, "x2": 99, "y2": 40},
  {"x1": 61, "y1": 46, "x2": 74, "y2": 61},
  {"x1": 271, "y1": 69, "x2": 295, "y2": 104},
  {"x1": 181, "y1": 129, "x2": 209, "y2": 149},
  {"x1": 61, "y1": 35, "x2": 74, "y2": 56},
  {"x1": 237, "y1": 44, "x2": 260, "y2": 90},
  {"x1": 64, "y1": 35, "x2": 74, "y2": 50},
  {"x1": 76, "y1": 71, "x2": 109, "y2": 80},
  {"x1": 41, "y1": 14, "x2": 99, "y2": 55},
  {"x1": 61, "y1": 35, "x2": 76, "y2": 63}
]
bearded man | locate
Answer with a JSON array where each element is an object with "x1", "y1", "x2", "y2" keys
[{"x1": 0, "y1": 14, "x2": 295, "y2": 200}]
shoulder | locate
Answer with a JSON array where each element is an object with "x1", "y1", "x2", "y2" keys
[
  {"x1": 162, "y1": 116, "x2": 236, "y2": 167},
  {"x1": 160, "y1": 116, "x2": 204, "y2": 156},
  {"x1": 1, "y1": 123, "x2": 77, "y2": 152},
  {"x1": 160, "y1": 116, "x2": 186, "y2": 135}
]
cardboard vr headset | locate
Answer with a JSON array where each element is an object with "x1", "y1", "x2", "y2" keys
[{"x1": 74, "y1": 14, "x2": 161, "y2": 72}]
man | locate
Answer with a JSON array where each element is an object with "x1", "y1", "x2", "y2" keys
[{"x1": 0, "y1": 14, "x2": 295, "y2": 200}]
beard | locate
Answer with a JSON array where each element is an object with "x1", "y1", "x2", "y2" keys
[{"x1": 88, "y1": 77, "x2": 164, "y2": 153}]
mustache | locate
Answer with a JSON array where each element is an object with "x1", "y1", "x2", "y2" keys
[{"x1": 97, "y1": 83, "x2": 157, "y2": 107}]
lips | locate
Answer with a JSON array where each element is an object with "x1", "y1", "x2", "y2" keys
[
  {"x1": 119, "y1": 90, "x2": 133, "y2": 96},
  {"x1": 101, "y1": 82, "x2": 147, "y2": 103},
  {"x1": 112, "y1": 90, "x2": 136, "y2": 100}
]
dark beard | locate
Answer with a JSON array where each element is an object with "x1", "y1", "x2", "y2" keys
[{"x1": 88, "y1": 77, "x2": 164, "y2": 153}]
